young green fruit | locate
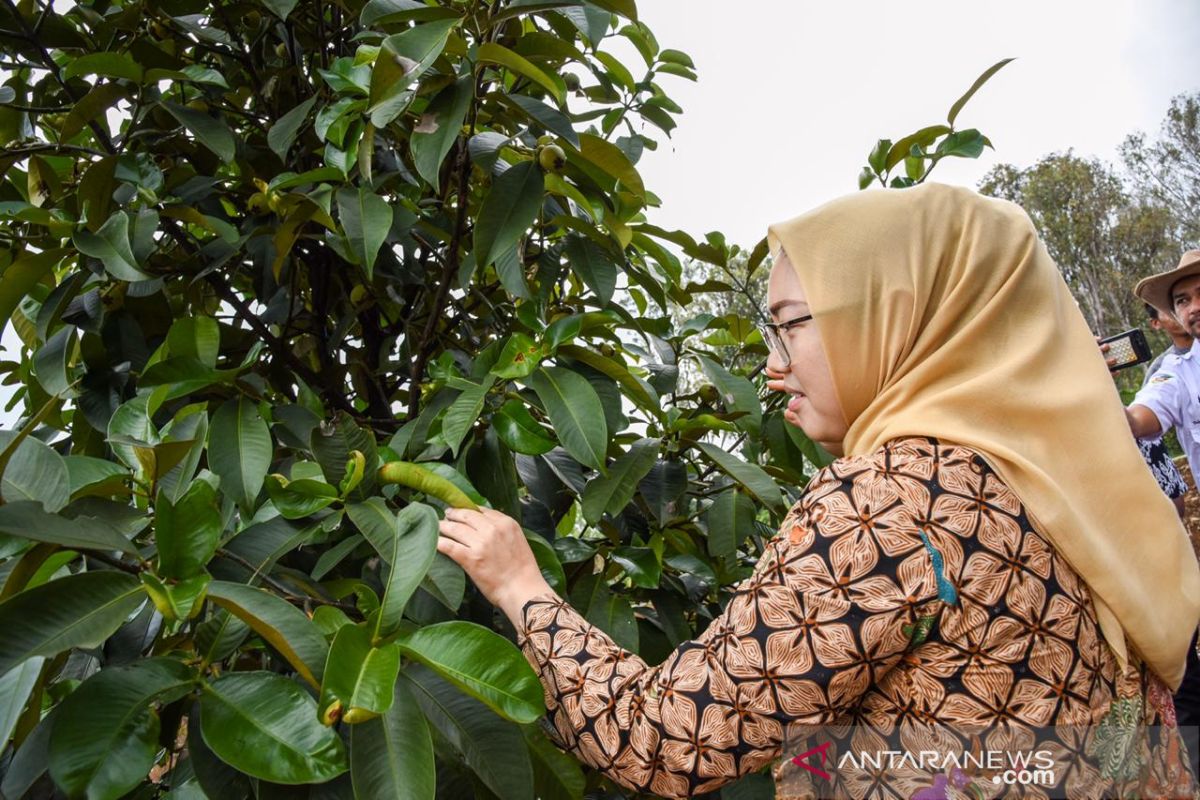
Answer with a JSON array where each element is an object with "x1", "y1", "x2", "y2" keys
[
  {"x1": 377, "y1": 461, "x2": 479, "y2": 510},
  {"x1": 537, "y1": 144, "x2": 567, "y2": 173}
]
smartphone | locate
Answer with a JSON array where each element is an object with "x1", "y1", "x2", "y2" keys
[{"x1": 1099, "y1": 328, "x2": 1152, "y2": 372}]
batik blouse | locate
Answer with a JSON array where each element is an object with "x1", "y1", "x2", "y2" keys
[{"x1": 515, "y1": 437, "x2": 1197, "y2": 799}]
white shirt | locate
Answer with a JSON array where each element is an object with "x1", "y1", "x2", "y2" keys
[{"x1": 1132, "y1": 337, "x2": 1200, "y2": 475}]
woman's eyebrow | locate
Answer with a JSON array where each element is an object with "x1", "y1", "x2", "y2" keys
[{"x1": 768, "y1": 299, "x2": 808, "y2": 318}]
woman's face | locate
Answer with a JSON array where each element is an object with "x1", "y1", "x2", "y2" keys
[{"x1": 766, "y1": 252, "x2": 849, "y2": 448}]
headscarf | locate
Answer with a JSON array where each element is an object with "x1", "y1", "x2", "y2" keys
[{"x1": 767, "y1": 182, "x2": 1200, "y2": 689}]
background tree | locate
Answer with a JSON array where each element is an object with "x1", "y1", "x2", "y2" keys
[
  {"x1": 1121, "y1": 91, "x2": 1200, "y2": 247},
  {"x1": 0, "y1": 1, "x2": 834, "y2": 798}
]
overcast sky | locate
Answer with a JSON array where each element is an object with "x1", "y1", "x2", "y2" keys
[{"x1": 623, "y1": 0, "x2": 1200, "y2": 246}]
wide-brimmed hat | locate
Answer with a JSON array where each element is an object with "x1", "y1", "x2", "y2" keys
[{"x1": 1135, "y1": 249, "x2": 1200, "y2": 314}]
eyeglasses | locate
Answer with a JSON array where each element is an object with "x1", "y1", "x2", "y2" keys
[{"x1": 758, "y1": 314, "x2": 813, "y2": 368}]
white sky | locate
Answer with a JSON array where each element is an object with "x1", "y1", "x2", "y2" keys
[{"x1": 625, "y1": 0, "x2": 1200, "y2": 246}]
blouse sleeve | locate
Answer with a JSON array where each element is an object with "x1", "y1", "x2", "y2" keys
[{"x1": 515, "y1": 465, "x2": 940, "y2": 799}]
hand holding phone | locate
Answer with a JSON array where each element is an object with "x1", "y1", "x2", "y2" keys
[{"x1": 1098, "y1": 328, "x2": 1152, "y2": 372}]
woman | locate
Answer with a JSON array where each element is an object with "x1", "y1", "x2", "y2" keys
[{"x1": 436, "y1": 184, "x2": 1200, "y2": 799}]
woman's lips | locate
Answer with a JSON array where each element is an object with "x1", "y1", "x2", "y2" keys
[{"x1": 787, "y1": 394, "x2": 804, "y2": 412}]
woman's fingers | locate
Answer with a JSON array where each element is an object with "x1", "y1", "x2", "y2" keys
[
  {"x1": 437, "y1": 518, "x2": 477, "y2": 544},
  {"x1": 436, "y1": 536, "x2": 470, "y2": 562}
]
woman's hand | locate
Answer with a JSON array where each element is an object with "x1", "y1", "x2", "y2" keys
[
  {"x1": 764, "y1": 363, "x2": 803, "y2": 427},
  {"x1": 436, "y1": 507, "x2": 554, "y2": 625}
]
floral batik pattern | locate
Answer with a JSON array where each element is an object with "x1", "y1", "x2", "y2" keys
[{"x1": 516, "y1": 437, "x2": 1198, "y2": 799}]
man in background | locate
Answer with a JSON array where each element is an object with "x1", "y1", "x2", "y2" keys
[{"x1": 1137, "y1": 302, "x2": 1193, "y2": 516}]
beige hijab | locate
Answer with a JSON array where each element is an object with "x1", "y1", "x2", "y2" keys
[{"x1": 767, "y1": 182, "x2": 1200, "y2": 689}]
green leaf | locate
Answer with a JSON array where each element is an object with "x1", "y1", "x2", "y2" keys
[
  {"x1": 947, "y1": 57, "x2": 1016, "y2": 126},
  {"x1": 867, "y1": 138, "x2": 891, "y2": 174},
  {"x1": 0, "y1": 249, "x2": 65, "y2": 337},
  {"x1": 265, "y1": 473, "x2": 339, "y2": 519},
  {"x1": 493, "y1": 400, "x2": 556, "y2": 455},
  {"x1": 473, "y1": 160, "x2": 545, "y2": 269},
  {"x1": 0, "y1": 655, "x2": 43, "y2": 749},
  {"x1": 658, "y1": 48, "x2": 693, "y2": 67},
  {"x1": 404, "y1": 665, "x2": 533, "y2": 800},
  {"x1": 166, "y1": 316, "x2": 220, "y2": 366},
  {"x1": 563, "y1": 235, "x2": 619, "y2": 306},
  {"x1": 155, "y1": 479, "x2": 222, "y2": 579},
  {"x1": 935, "y1": 128, "x2": 989, "y2": 159},
  {"x1": 74, "y1": 211, "x2": 153, "y2": 282},
  {"x1": 205, "y1": 581, "x2": 330, "y2": 689},
  {"x1": 525, "y1": 723, "x2": 585, "y2": 800},
  {"x1": 420, "y1": 553, "x2": 465, "y2": 610},
  {"x1": 337, "y1": 187, "x2": 394, "y2": 280},
  {"x1": 0, "y1": 500, "x2": 136, "y2": 553},
  {"x1": 411, "y1": 75, "x2": 473, "y2": 192},
  {"x1": 318, "y1": 623, "x2": 402, "y2": 723},
  {"x1": 556, "y1": 344, "x2": 660, "y2": 415},
  {"x1": 48, "y1": 659, "x2": 195, "y2": 800},
  {"x1": 162, "y1": 103, "x2": 236, "y2": 163},
  {"x1": 140, "y1": 572, "x2": 210, "y2": 622},
  {"x1": 570, "y1": 133, "x2": 644, "y2": 199},
  {"x1": 491, "y1": 333, "x2": 546, "y2": 380},
  {"x1": 61, "y1": 82, "x2": 127, "y2": 142},
  {"x1": 263, "y1": 0, "x2": 300, "y2": 21},
  {"x1": 438, "y1": 378, "x2": 493, "y2": 457},
  {"x1": 0, "y1": 435, "x2": 69, "y2": 512},
  {"x1": 696, "y1": 354, "x2": 762, "y2": 435},
  {"x1": 199, "y1": 671, "x2": 347, "y2": 784},
  {"x1": 477, "y1": 42, "x2": 565, "y2": 105},
  {"x1": 502, "y1": 94, "x2": 579, "y2": 148},
  {"x1": 346, "y1": 500, "x2": 438, "y2": 641},
  {"x1": 208, "y1": 397, "x2": 272, "y2": 513},
  {"x1": 611, "y1": 545, "x2": 660, "y2": 588},
  {"x1": 350, "y1": 677, "x2": 435, "y2": 800},
  {"x1": 884, "y1": 125, "x2": 951, "y2": 172},
  {"x1": 0, "y1": 571, "x2": 145, "y2": 675},
  {"x1": 694, "y1": 441, "x2": 784, "y2": 514},
  {"x1": 62, "y1": 52, "x2": 143, "y2": 82},
  {"x1": 705, "y1": 488, "x2": 755, "y2": 557},
  {"x1": 268, "y1": 95, "x2": 318, "y2": 160},
  {"x1": 526, "y1": 366, "x2": 608, "y2": 471},
  {"x1": 369, "y1": 19, "x2": 459, "y2": 127},
  {"x1": 397, "y1": 621, "x2": 544, "y2": 723},
  {"x1": 580, "y1": 437, "x2": 658, "y2": 524}
]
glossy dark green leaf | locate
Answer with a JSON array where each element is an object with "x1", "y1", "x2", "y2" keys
[
  {"x1": 524, "y1": 723, "x2": 585, "y2": 800},
  {"x1": 935, "y1": 127, "x2": 989, "y2": 159},
  {"x1": 526, "y1": 366, "x2": 608, "y2": 472},
  {"x1": 337, "y1": 187, "x2": 394, "y2": 280},
  {"x1": 0, "y1": 655, "x2": 43, "y2": 748},
  {"x1": 492, "y1": 333, "x2": 546, "y2": 380},
  {"x1": 265, "y1": 473, "x2": 339, "y2": 519},
  {"x1": 205, "y1": 581, "x2": 330, "y2": 688},
  {"x1": 705, "y1": 488, "x2": 756, "y2": 558},
  {"x1": 199, "y1": 671, "x2": 347, "y2": 784},
  {"x1": 350, "y1": 676, "x2": 435, "y2": 800},
  {"x1": 73, "y1": 211, "x2": 153, "y2": 282},
  {"x1": 563, "y1": 235, "x2": 618, "y2": 306},
  {"x1": 494, "y1": 400, "x2": 556, "y2": 455},
  {"x1": 319, "y1": 623, "x2": 402, "y2": 723},
  {"x1": 696, "y1": 355, "x2": 762, "y2": 435},
  {"x1": 411, "y1": 75, "x2": 473, "y2": 191},
  {"x1": 48, "y1": 659, "x2": 195, "y2": 800},
  {"x1": 611, "y1": 545, "x2": 661, "y2": 589},
  {"x1": 580, "y1": 437, "x2": 658, "y2": 524},
  {"x1": 63, "y1": 51, "x2": 143, "y2": 82},
  {"x1": 208, "y1": 397, "x2": 272, "y2": 513},
  {"x1": 397, "y1": 620, "x2": 544, "y2": 723},
  {"x1": 347, "y1": 500, "x2": 438, "y2": 641},
  {"x1": 473, "y1": 160, "x2": 545, "y2": 270},
  {"x1": 503, "y1": 94, "x2": 579, "y2": 148},
  {"x1": 0, "y1": 571, "x2": 145, "y2": 675},
  {"x1": 268, "y1": 96, "x2": 318, "y2": 159},
  {"x1": 404, "y1": 665, "x2": 533, "y2": 800},
  {"x1": 438, "y1": 378, "x2": 493, "y2": 457},
  {"x1": 1, "y1": 436, "x2": 69, "y2": 512},
  {"x1": 162, "y1": 103, "x2": 236, "y2": 162},
  {"x1": 369, "y1": 19, "x2": 459, "y2": 126},
  {"x1": 155, "y1": 478, "x2": 221, "y2": 578},
  {"x1": 694, "y1": 442, "x2": 784, "y2": 514}
]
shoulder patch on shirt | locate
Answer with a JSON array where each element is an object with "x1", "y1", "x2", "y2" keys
[{"x1": 1150, "y1": 373, "x2": 1175, "y2": 384}]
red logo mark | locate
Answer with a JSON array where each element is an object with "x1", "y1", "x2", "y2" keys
[{"x1": 789, "y1": 741, "x2": 833, "y2": 781}]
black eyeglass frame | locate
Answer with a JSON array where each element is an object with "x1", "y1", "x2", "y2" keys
[{"x1": 758, "y1": 314, "x2": 813, "y2": 368}]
